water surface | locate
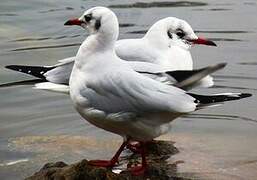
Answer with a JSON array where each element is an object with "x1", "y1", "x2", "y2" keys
[{"x1": 0, "y1": 0, "x2": 256, "y2": 179}]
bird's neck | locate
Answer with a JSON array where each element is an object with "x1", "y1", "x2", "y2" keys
[
  {"x1": 84, "y1": 32, "x2": 116, "y2": 50},
  {"x1": 74, "y1": 32, "x2": 117, "y2": 70}
]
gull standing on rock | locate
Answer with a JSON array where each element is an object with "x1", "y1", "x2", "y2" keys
[{"x1": 67, "y1": 7, "x2": 251, "y2": 175}]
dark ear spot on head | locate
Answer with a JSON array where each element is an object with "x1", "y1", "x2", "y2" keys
[
  {"x1": 167, "y1": 30, "x2": 173, "y2": 39},
  {"x1": 95, "y1": 18, "x2": 101, "y2": 30}
]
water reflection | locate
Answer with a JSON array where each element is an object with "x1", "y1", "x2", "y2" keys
[
  {"x1": 39, "y1": 7, "x2": 74, "y2": 14},
  {"x1": 127, "y1": 30, "x2": 147, "y2": 34},
  {"x1": 194, "y1": 30, "x2": 250, "y2": 34},
  {"x1": 0, "y1": 79, "x2": 43, "y2": 88},
  {"x1": 212, "y1": 85, "x2": 257, "y2": 91},
  {"x1": 208, "y1": 38, "x2": 243, "y2": 42},
  {"x1": 109, "y1": 1, "x2": 208, "y2": 8},
  {"x1": 214, "y1": 75, "x2": 257, "y2": 81},
  {"x1": 11, "y1": 43, "x2": 80, "y2": 52},
  {"x1": 184, "y1": 113, "x2": 257, "y2": 124},
  {"x1": 12, "y1": 34, "x2": 80, "y2": 42},
  {"x1": 238, "y1": 62, "x2": 257, "y2": 66},
  {"x1": 193, "y1": 8, "x2": 231, "y2": 11},
  {"x1": 0, "y1": 13, "x2": 18, "y2": 17}
]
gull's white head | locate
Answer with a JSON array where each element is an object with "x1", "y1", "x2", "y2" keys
[
  {"x1": 144, "y1": 17, "x2": 216, "y2": 50},
  {"x1": 64, "y1": 7, "x2": 119, "y2": 43}
]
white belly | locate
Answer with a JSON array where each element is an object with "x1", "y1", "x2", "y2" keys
[
  {"x1": 71, "y1": 95, "x2": 181, "y2": 141},
  {"x1": 73, "y1": 101, "x2": 180, "y2": 141}
]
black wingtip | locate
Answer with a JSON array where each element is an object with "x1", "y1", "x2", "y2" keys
[
  {"x1": 207, "y1": 62, "x2": 227, "y2": 73},
  {"x1": 5, "y1": 64, "x2": 54, "y2": 79},
  {"x1": 217, "y1": 62, "x2": 227, "y2": 69},
  {"x1": 239, "y1": 93, "x2": 252, "y2": 99},
  {"x1": 5, "y1": 65, "x2": 19, "y2": 71},
  {"x1": 188, "y1": 92, "x2": 252, "y2": 106}
]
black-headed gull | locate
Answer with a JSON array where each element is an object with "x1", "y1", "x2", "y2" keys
[
  {"x1": 5, "y1": 15, "x2": 217, "y2": 90},
  {"x1": 67, "y1": 7, "x2": 251, "y2": 175}
]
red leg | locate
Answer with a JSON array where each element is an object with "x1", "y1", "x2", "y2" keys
[
  {"x1": 89, "y1": 140, "x2": 128, "y2": 167},
  {"x1": 128, "y1": 142, "x2": 147, "y2": 176}
]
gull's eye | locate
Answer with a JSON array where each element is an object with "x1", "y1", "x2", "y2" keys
[
  {"x1": 176, "y1": 30, "x2": 185, "y2": 38},
  {"x1": 84, "y1": 14, "x2": 92, "y2": 22}
]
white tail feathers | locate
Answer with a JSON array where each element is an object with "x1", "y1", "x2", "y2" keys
[{"x1": 34, "y1": 82, "x2": 70, "y2": 94}]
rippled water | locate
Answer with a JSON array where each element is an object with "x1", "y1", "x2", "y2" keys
[{"x1": 0, "y1": 0, "x2": 256, "y2": 179}]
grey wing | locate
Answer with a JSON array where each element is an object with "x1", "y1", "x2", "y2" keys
[
  {"x1": 127, "y1": 61, "x2": 177, "y2": 85},
  {"x1": 82, "y1": 70, "x2": 196, "y2": 115},
  {"x1": 44, "y1": 57, "x2": 75, "y2": 84}
]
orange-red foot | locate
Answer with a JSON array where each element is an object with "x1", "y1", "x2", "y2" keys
[
  {"x1": 128, "y1": 165, "x2": 147, "y2": 176},
  {"x1": 88, "y1": 160, "x2": 116, "y2": 167}
]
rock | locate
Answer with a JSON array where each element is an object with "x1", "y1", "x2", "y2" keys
[
  {"x1": 26, "y1": 140, "x2": 189, "y2": 180},
  {"x1": 26, "y1": 160, "x2": 120, "y2": 180}
]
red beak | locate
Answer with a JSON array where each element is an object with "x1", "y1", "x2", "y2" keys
[
  {"x1": 189, "y1": 37, "x2": 217, "y2": 46},
  {"x1": 64, "y1": 18, "x2": 83, "y2": 26}
]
